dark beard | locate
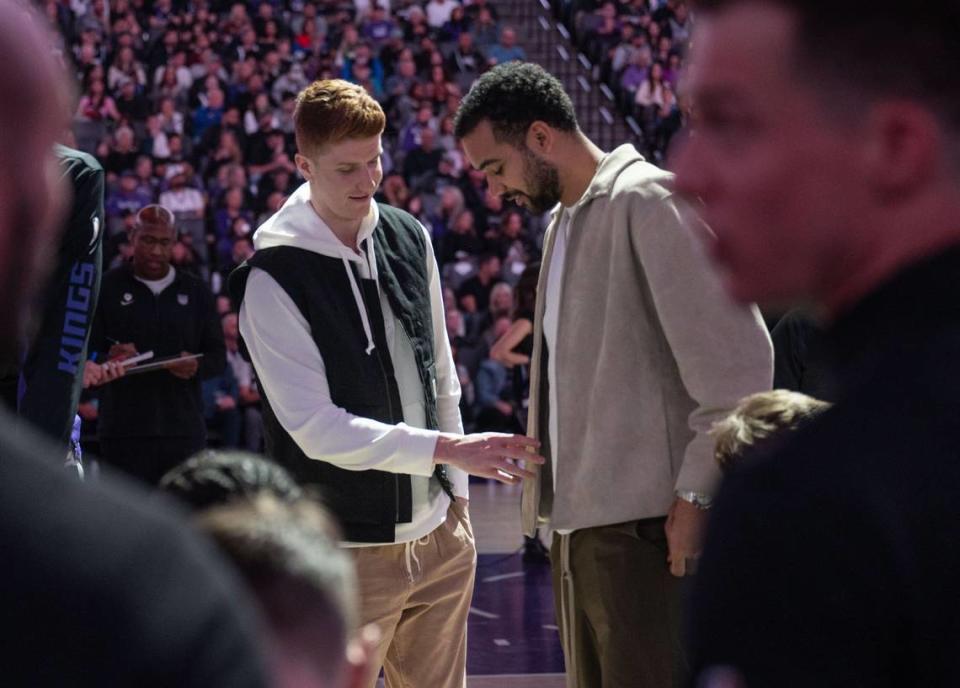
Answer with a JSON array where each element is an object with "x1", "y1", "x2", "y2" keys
[{"x1": 520, "y1": 149, "x2": 562, "y2": 214}]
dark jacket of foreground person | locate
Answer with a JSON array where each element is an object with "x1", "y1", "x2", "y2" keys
[
  {"x1": 0, "y1": 410, "x2": 269, "y2": 687},
  {"x1": 689, "y1": 246, "x2": 960, "y2": 687}
]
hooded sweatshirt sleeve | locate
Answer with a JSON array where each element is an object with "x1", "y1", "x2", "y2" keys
[{"x1": 239, "y1": 267, "x2": 441, "y2": 476}]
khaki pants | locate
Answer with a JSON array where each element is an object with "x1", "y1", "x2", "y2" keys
[
  {"x1": 353, "y1": 498, "x2": 476, "y2": 688},
  {"x1": 552, "y1": 518, "x2": 687, "y2": 688}
]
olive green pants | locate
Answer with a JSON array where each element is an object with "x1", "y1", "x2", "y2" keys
[{"x1": 552, "y1": 517, "x2": 688, "y2": 688}]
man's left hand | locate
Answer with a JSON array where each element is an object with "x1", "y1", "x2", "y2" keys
[
  {"x1": 167, "y1": 351, "x2": 199, "y2": 380},
  {"x1": 665, "y1": 497, "x2": 709, "y2": 577}
]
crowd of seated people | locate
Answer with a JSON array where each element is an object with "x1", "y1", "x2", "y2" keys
[{"x1": 550, "y1": 0, "x2": 688, "y2": 163}]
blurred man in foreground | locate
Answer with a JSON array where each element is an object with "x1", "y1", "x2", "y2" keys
[
  {"x1": 675, "y1": 1, "x2": 960, "y2": 685},
  {"x1": 0, "y1": 5, "x2": 269, "y2": 685}
]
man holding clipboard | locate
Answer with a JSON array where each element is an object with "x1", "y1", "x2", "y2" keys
[{"x1": 89, "y1": 204, "x2": 225, "y2": 485}]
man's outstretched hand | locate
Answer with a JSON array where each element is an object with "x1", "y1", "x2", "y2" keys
[{"x1": 434, "y1": 433, "x2": 544, "y2": 485}]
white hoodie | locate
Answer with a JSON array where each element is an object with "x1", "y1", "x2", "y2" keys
[{"x1": 238, "y1": 182, "x2": 468, "y2": 546}]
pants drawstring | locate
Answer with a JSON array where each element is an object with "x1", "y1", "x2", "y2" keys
[
  {"x1": 404, "y1": 535, "x2": 431, "y2": 584},
  {"x1": 560, "y1": 532, "x2": 577, "y2": 688}
]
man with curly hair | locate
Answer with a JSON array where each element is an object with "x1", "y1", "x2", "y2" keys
[{"x1": 455, "y1": 62, "x2": 773, "y2": 687}]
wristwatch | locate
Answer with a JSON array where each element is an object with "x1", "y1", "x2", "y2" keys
[{"x1": 675, "y1": 490, "x2": 714, "y2": 510}]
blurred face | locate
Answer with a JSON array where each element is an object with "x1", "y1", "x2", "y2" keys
[
  {"x1": 491, "y1": 286, "x2": 512, "y2": 313},
  {"x1": 132, "y1": 222, "x2": 176, "y2": 279},
  {"x1": 296, "y1": 135, "x2": 383, "y2": 233},
  {"x1": 673, "y1": 3, "x2": 868, "y2": 307},
  {"x1": 461, "y1": 120, "x2": 561, "y2": 214},
  {"x1": 222, "y1": 312, "x2": 239, "y2": 339},
  {"x1": 480, "y1": 257, "x2": 501, "y2": 279},
  {"x1": 420, "y1": 128, "x2": 435, "y2": 150}
]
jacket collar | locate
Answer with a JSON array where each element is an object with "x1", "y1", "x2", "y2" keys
[
  {"x1": 550, "y1": 143, "x2": 648, "y2": 220},
  {"x1": 826, "y1": 243, "x2": 960, "y2": 385}
]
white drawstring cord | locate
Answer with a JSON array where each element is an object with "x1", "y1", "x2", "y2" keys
[
  {"x1": 403, "y1": 535, "x2": 431, "y2": 584},
  {"x1": 341, "y1": 253, "x2": 375, "y2": 355}
]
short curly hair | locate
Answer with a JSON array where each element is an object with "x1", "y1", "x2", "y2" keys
[{"x1": 453, "y1": 62, "x2": 578, "y2": 146}]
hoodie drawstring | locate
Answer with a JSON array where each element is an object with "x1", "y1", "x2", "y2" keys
[{"x1": 342, "y1": 254, "x2": 376, "y2": 355}]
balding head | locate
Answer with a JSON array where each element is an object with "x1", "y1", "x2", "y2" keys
[{"x1": 0, "y1": 2, "x2": 71, "y2": 362}]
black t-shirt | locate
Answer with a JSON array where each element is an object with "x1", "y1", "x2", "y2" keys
[{"x1": 457, "y1": 275, "x2": 494, "y2": 313}]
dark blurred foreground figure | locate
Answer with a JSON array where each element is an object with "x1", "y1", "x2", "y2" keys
[
  {"x1": 159, "y1": 449, "x2": 302, "y2": 511},
  {"x1": 197, "y1": 495, "x2": 377, "y2": 688},
  {"x1": 160, "y1": 450, "x2": 377, "y2": 688},
  {"x1": 675, "y1": 1, "x2": 960, "y2": 685},
  {"x1": 0, "y1": 5, "x2": 269, "y2": 686}
]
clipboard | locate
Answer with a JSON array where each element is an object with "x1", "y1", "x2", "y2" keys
[{"x1": 124, "y1": 353, "x2": 204, "y2": 376}]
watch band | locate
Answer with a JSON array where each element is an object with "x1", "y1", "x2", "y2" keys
[{"x1": 675, "y1": 490, "x2": 714, "y2": 510}]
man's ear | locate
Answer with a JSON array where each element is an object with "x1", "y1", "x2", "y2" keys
[
  {"x1": 525, "y1": 121, "x2": 554, "y2": 156},
  {"x1": 859, "y1": 101, "x2": 941, "y2": 202},
  {"x1": 294, "y1": 152, "x2": 313, "y2": 181}
]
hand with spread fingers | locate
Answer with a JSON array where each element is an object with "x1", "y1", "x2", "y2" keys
[{"x1": 434, "y1": 432, "x2": 544, "y2": 485}]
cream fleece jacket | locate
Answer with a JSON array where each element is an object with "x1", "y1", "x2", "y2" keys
[{"x1": 522, "y1": 145, "x2": 773, "y2": 534}]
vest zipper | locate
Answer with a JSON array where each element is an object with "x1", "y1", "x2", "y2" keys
[{"x1": 351, "y1": 262, "x2": 402, "y2": 522}]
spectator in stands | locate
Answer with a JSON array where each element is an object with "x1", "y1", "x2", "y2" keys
[
  {"x1": 221, "y1": 312, "x2": 263, "y2": 453},
  {"x1": 157, "y1": 96, "x2": 185, "y2": 135},
  {"x1": 472, "y1": 7, "x2": 500, "y2": 50},
  {"x1": 361, "y1": 4, "x2": 396, "y2": 47},
  {"x1": 465, "y1": 0, "x2": 499, "y2": 24},
  {"x1": 107, "y1": 171, "x2": 153, "y2": 228},
  {"x1": 193, "y1": 87, "x2": 226, "y2": 141},
  {"x1": 439, "y1": 5, "x2": 471, "y2": 43},
  {"x1": 457, "y1": 252, "x2": 500, "y2": 314},
  {"x1": 115, "y1": 76, "x2": 151, "y2": 122},
  {"x1": 474, "y1": 316, "x2": 520, "y2": 433},
  {"x1": 447, "y1": 32, "x2": 486, "y2": 92},
  {"x1": 76, "y1": 75, "x2": 120, "y2": 122},
  {"x1": 89, "y1": 204, "x2": 226, "y2": 484},
  {"x1": 103, "y1": 124, "x2": 139, "y2": 175},
  {"x1": 108, "y1": 45, "x2": 146, "y2": 91},
  {"x1": 404, "y1": 126, "x2": 444, "y2": 193},
  {"x1": 202, "y1": 353, "x2": 241, "y2": 448},
  {"x1": 159, "y1": 169, "x2": 205, "y2": 220},
  {"x1": 635, "y1": 60, "x2": 668, "y2": 121},
  {"x1": 471, "y1": 281, "x2": 513, "y2": 342},
  {"x1": 487, "y1": 27, "x2": 526, "y2": 66},
  {"x1": 426, "y1": 0, "x2": 460, "y2": 30},
  {"x1": 667, "y1": 1, "x2": 692, "y2": 54}
]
